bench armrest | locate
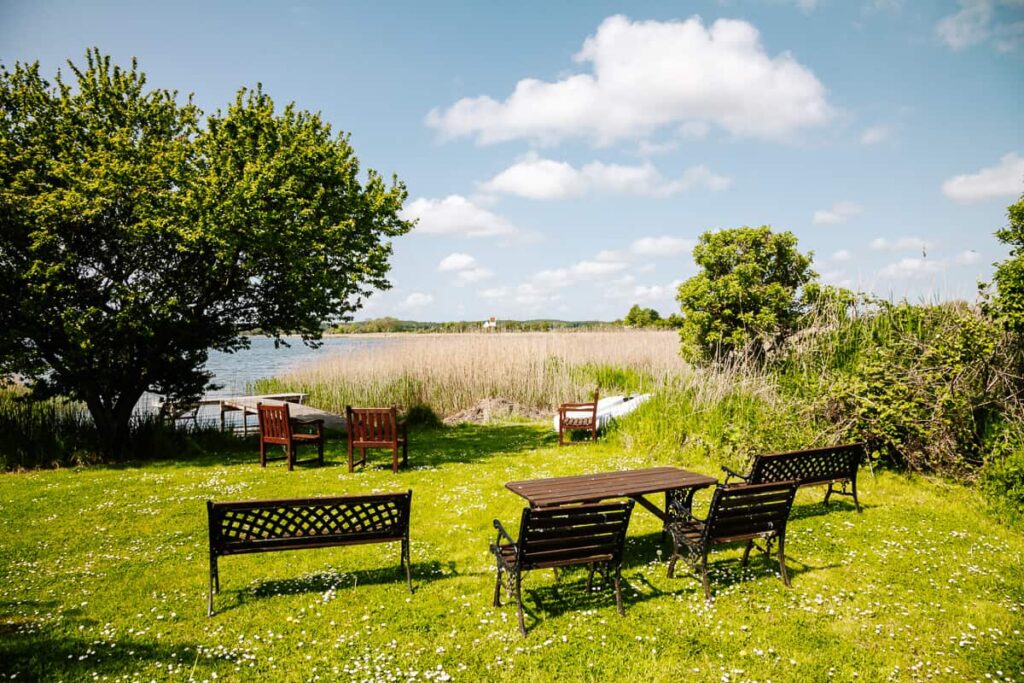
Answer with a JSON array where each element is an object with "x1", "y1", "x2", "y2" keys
[
  {"x1": 721, "y1": 465, "x2": 750, "y2": 484},
  {"x1": 492, "y1": 519, "x2": 517, "y2": 548}
]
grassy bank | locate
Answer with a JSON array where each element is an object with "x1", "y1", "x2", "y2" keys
[{"x1": 1, "y1": 422, "x2": 1022, "y2": 682}]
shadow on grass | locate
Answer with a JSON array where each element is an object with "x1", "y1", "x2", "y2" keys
[
  {"x1": 0, "y1": 600, "x2": 198, "y2": 680},
  {"x1": 789, "y1": 499, "x2": 869, "y2": 521},
  {"x1": 215, "y1": 560, "x2": 456, "y2": 615}
]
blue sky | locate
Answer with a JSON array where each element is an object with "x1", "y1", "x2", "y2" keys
[{"x1": 2, "y1": 0, "x2": 1022, "y2": 322}]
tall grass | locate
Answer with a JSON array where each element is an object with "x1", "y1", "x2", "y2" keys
[{"x1": 257, "y1": 331, "x2": 692, "y2": 416}]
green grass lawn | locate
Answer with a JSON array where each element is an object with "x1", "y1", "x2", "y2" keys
[{"x1": 1, "y1": 422, "x2": 1022, "y2": 682}]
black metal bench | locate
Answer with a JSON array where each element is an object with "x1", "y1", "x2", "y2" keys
[
  {"x1": 723, "y1": 443, "x2": 865, "y2": 512},
  {"x1": 668, "y1": 481, "x2": 799, "y2": 599},
  {"x1": 491, "y1": 500, "x2": 634, "y2": 636},
  {"x1": 206, "y1": 491, "x2": 412, "y2": 615}
]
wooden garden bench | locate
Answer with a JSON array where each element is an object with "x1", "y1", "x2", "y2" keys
[
  {"x1": 557, "y1": 390, "x2": 599, "y2": 446},
  {"x1": 490, "y1": 500, "x2": 634, "y2": 636},
  {"x1": 667, "y1": 481, "x2": 799, "y2": 599},
  {"x1": 206, "y1": 491, "x2": 412, "y2": 615},
  {"x1": 257, "y1": 402, "x2": 324, "y2": 471},
  {"x1": 346, "y1": 406, "x2": 408, "y2": 473},
  {"x1": 722, "y1": 443, "x2": 865, "y2": 512}
]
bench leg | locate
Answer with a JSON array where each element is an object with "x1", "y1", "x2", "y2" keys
[
  {"x1": 208, "y1": 555, "x2": 219, "y2": 617},
  {"x1": 824, "y1": 482, "x2": 834, "y2": 507},
  {"x1": 741, "y1": 540, "x2": 755, "y2": 567},
  {"x1": 514, "y1": 571, "x2": 527, "y2": 636},
  {"x1": 852, "y1": 477, "x2": 862, "y2": 513},
  {"x1": 402, "y1": 538, "x2": 413, "y2": 593},
  {"x1": 493, "y1": 560, "x2": 503, "y2": 607},
  {"x1": 586, "y1": 563, "x2": 595, "y2": 591},
  {"x1": 613, "y1": 564, "x2": 624, "y2": 616},
  {"x1": 777, "y1": 535, "x2": 791, "y2": 588}
]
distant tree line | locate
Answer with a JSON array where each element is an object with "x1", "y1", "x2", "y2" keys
[{"x1": 330, "y1": 317, "x2": 617, "y2": 334}]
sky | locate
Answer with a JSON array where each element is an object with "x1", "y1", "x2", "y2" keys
[{"x1": 2, "y1": 0, "x2": 1022, "y2": 322}]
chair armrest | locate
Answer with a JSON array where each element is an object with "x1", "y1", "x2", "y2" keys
[
  {"x1": 721, "y1": 465, "x2": 750, "y2": 484},
  {"x1": 492, "y1": 519, "x2": 517, "y2": 548}
]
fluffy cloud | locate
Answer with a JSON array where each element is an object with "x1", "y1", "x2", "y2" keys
[
  {"x1": 455, "y1": 268, "x2": 494, "y2": 285},
  {"x1": 533, "y1": 260, "x2": 628, "y2": 289},
  {"x1": 870, "y1": 236, "x2": 930, "y2": 251},
  {"x1": 597, "y1": 236, "x2": 694, "y2": 262},
  {"x1": 941, "y1": 152, "x2": 1024, "y2": 204},
  {"x1": 438, "y1": 253, "x2": 477, "y2": 271},
  {"x1": 402, "y1": 195, "x2": 517, "y2": 237},
  {"x1": 879, "y1": 257, "x2": 947, "y2": 279},
  {"x1": 936, "y1": 0, "x2": 1024, "y2": 52},
  {"x1": 480, "y1": 153, "x2": 731, "y2": 200},
  {"x1": 427, "y1": 15, "x2": 832, "y2": 146},
  {"x1": 831, "y1": 249, "x2": 852, "y2": 262},
  {"x1": 399, "y1": 292, "x2": 434, "y2": 309},
  {"x1": 813, "y1": 201, "x2": 864, "y2": 225},
  {"x1": 860, "y1": 124, "x2": 891, "y2": 145}
]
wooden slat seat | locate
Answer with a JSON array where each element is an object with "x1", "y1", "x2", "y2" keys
[
  {"x1": 557, "y1": 391, "x2": 599, "y2": 446},
  {"x1": 490, "y1": 500, "x2": 634, "y2": 636},
  {"x1": 346, "y1": 406, "x2": 408, "y2": 474},
  {"x1": 206, "y1": 491, "x2": 413, "y2": 615},
  {"x1": 257, "y1": 402, "x2": 324, "y2": 471},
  {"x1": 723, "y1": 443, "x2": 865, "y2": 512},
  {"x1": 667, "y1": 481, "x2": 799, "y2": 600}
]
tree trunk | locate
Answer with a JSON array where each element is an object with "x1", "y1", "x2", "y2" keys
[{"x1": 83, "y1": 387, "x2": 145, "y2": 461}]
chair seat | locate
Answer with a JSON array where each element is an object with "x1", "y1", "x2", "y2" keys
[
  {"x1": 667, "y1": 519, "x2": 705, "y2": 549},
  {"x1": 562, "y1": 418, "x2": 595, "y2": 428},
  {"x1": 291, "y1": 432, "x2": 322, "y2": 442}
]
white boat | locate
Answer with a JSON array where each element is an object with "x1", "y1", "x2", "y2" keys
[{"x1": 552, "y1": 394, "x2": 653, "y2": 432}]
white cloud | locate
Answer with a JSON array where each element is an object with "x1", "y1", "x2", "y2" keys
[
  {"x1": 456, "y1": 267, "x2": 494, "y2": 285},
  {"x1": 597, "y1": 235, "x2": 695, "y2": 262},
  {"x1": 533, "y1": 260, "x2": 628, "y2": 289},
  {"x1": 399, "y1": 292, "x2": 434, "y2": 309},
  {"x1": 860, "y1": 124, "x2": 891, "y2": 145},
  {"x1": 427, "y1": 15, "x2": 832, "y2": 146},
  {"x1": 936, "y1": 0, "x2": 1024, "y2": 52},
  {"x1": 813, "y1": 201, "x2": 864, "y2": 225},
  {"x1": 870, "y1": 236, "x2": 930, "y2": 252},
  {"x1": 941, "y1": 152, "x2": 1024, "y2": 204},
  {"x1": 831, "y1": 249, "x2": 852, "y2": 262},
  {"x1": 636, "y1": 139, "x2": 680, "y2": 156},
  {"x1": 879, "y1": 257, "x2": 948, "y2": 279},
  {"x1": 955, "y1": 249, "x2": 981, "y2": 265},
  {"x1": 678, "y1": 121, "x2": 711, "y2": 140},
  {"x1": 403, "y1": 195, "x2": 517, "y2": 238},
  {"x1": 480, "y1": 153, "x2": 730, "y2": 200},
  {"x1": 438, "y1": 252, "x2": 477, "y2": 271},
  {"x1": 480, "y1": 283, "x2": 561, "y2": 308}
]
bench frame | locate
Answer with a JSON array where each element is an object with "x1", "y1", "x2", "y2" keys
[
  {"x1": 206, "y1": 491, "x2": 412, "y2": 615},
  {"x1": 723, "y1": 443, "x2": 865, "y2": 513},
  {"x1": 491, "y1": 499, "x2": 634, "y2": 636}
]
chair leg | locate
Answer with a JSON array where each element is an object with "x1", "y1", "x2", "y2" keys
[
  {"x1": 514, "y1": 572, "x2": 527, "y2": 636},
  {"x1": 208, "y1": 555, "x2": 218, "y2": 617},
  {"x1": 347, "y1": 439, "x2": 354, "y2": 473},
  {"x1": 402, "y1": 437, "x2": 408, "y2": 467},
  {"x1": 741, "y1": 540, "x2": 754, "y2": 567},
  {"x1": 613, "y1": 564, "x2": 624, "y2": 616},
  {"x1": 360, "y1": 447, "x2": 366, "y2": 468},
  {"x1": 259, "y1": 441, "x2": 266, "y2": 468},
  {"x1": 493, "y1": 561, "x2": 503, "y2": 607},
  {"x1": 558, "y1": 426, "x2": 564, "y2": 447},
  {"x1": 592, "y1": 426, "x2": 597, "y2": 442},
  {"x1": 287, "y1": 443, "x2": 294, "y2": 472},
  {"x1": 700, "y1": 553, "x2": 711, "y2": 601},
  {"x1": 392, "y1": 445, "x2": 398, "y2": 474},
  {"x1": 777, "y1": 536, "x2": 791, "y2": 587}
]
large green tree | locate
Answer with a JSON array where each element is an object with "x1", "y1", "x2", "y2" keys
[
  {"x1": 0, "y1": 51, "x2": 411, "y2": 456},
  {"x1": 988, "y1": 193, "x2": 1024, "y2": 334},
  {"x1": 676, "y1": 226, "x2": 815, "y2": 361}
]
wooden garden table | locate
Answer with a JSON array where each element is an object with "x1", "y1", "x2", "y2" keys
[{"x1": 505, "y1": 466, "x2": 717, "y2": 523}]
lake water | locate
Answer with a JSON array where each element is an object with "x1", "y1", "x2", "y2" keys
[{"x1": 140, "y1": 335, "x2": 387, "y2": 426}]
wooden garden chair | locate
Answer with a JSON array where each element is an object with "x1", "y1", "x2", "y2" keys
[
  {"x1": 256, "y1": 402, "x2": 324, "y2": 471},
  {"x1": 557, "y1": 390, "x2": 599, "y2": 446},
  {"x1": 346, "y1": 406, "x2": 408, "y2": 473}
]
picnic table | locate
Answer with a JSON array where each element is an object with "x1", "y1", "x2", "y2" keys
[{"x1": 505, "y1": 466, "x2": 717, "y2": 523}]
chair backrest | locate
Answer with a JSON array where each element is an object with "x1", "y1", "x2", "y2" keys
[
  {"x1": 258, "y1": 402, "x2": 292, "y2": 441},
  {"x1": 347, "y1": 406, "x2": 399, "y2": 446},
  {"x1": 559, "y1": 390, "x2": 600, "y2": 424},
  {"x1": 704, "y1": 481, "x2": 798, "y2": 544},
  {"x1": 749, "y1": 444, "x2": 864, "y2": 486},
  {"x1": 516, "y1": 499, "x2": 633, "y2": 570}
]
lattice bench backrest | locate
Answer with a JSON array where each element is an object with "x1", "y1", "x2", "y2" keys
[
  {"x1": 208, "y1": 491, "x2": 411, "y2": 556},
  {"x1": 750, "y1": 444, "x2": 864, "y2": 486}
]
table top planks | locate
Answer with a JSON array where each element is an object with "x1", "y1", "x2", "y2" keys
[{"x1": 506, "y1": 467, "x2": 717, "y2": 507}]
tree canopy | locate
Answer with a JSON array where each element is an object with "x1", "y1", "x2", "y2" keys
[
  {"x1": 0, "y1": 50, "x2": 412, "y2": 456},
  {"x1": 676, "y1": 226, "x2": 816, "y2": 361},
  {"x1": 988, "y1": 193, "x2": 1024, "y2": 335}
]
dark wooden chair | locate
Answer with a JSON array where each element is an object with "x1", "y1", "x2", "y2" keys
[
  {"x1": 346, "y1": 406, "x2": 408, "y2": 473},
  {"x1": 557, "y1": 390, "x2": 599, "y2": 446},
  {"x1": 723, "y1": 443, "x2": 865, "y2": 512},
  {"x1": 256, "y1": 402, "x2": 324, "y2": 471},
  {"x1": 490, "y1": 500, "x2": 634, "y2": 636},
  {"x1": 667, "y1": 480, "x2": 799, "y2": 600}
]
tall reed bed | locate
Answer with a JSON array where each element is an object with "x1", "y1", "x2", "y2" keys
[{"x1": 257, "y1": 331, "x2": 696, "y2": 416}]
